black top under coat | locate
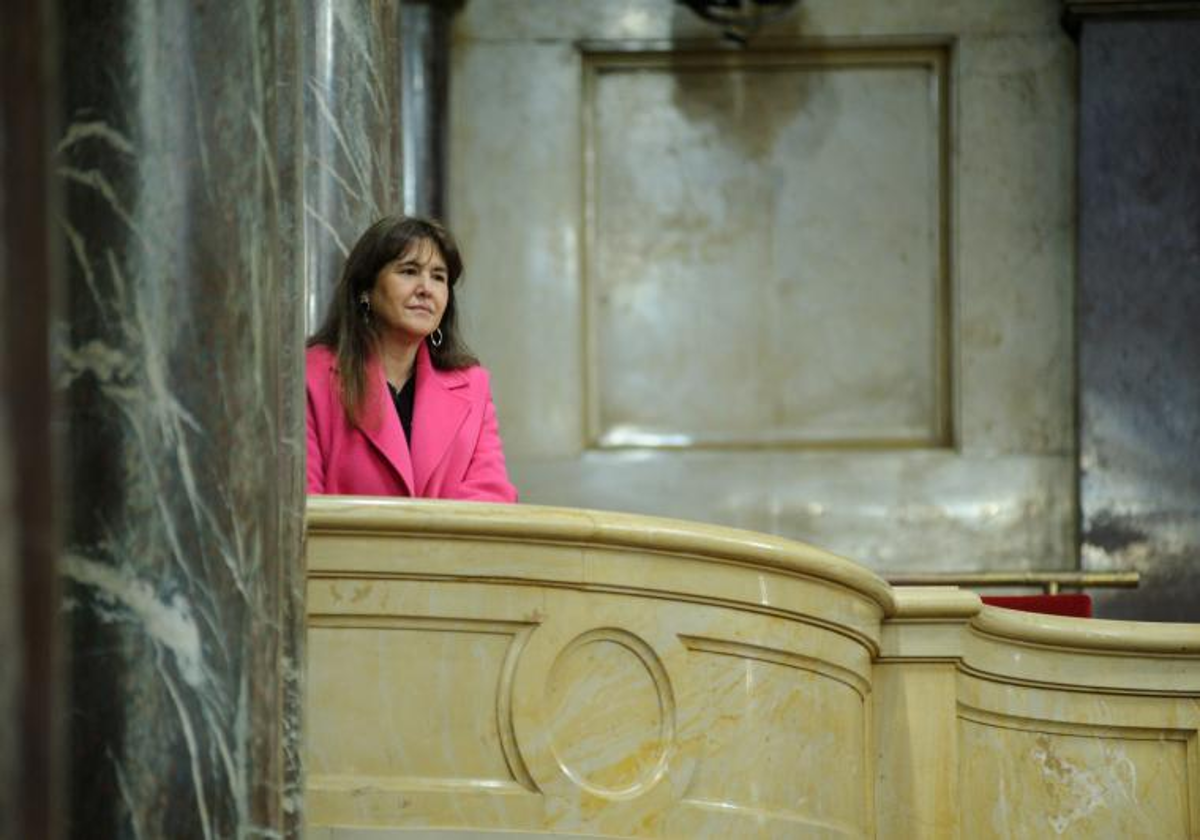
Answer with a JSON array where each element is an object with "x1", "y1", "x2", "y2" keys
[{"x1": 387, "y1": 371, "x2": 416, "y2": 443}]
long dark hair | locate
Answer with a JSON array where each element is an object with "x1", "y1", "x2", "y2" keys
[{"x1": 308, "y1": 215, "x2": 478, "y2": 423}]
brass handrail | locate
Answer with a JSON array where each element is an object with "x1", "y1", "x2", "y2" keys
[{"x1": 885, "y1": 571, "x2": 1140, "y2": 596}]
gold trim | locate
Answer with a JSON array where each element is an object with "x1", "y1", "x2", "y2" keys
[{"x1": 887, "y1": 571, "x2": 1140, "y2": 594}]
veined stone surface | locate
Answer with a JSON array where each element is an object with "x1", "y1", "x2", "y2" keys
[
  {"x1": 1077, "y1": 19, "x2": 1200, "y2": 621},
  {"x1": 302, "y1": 0, "x2": 405, "y2": 333},
  {"x1": 305, "y1": 498, "x2": 1200, "y2": 839},
  {"x1": 56, "y1": 2, "x2": 306, "y2": 836},
  {"x1": 448, "y1": 0, "x2": 1077, "y2": 574}
]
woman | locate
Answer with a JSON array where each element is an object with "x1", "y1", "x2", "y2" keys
[{"x1": 306, "y1": 215, "x2": 517, "y2": 502}]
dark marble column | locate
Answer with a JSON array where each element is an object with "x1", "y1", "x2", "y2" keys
[
  {"x1": 1070, "y1": 8, "x2": 1200, "y2": 619},
  {"x1": 400, "y1": 0, "x2": 453, "y2": 220},
  {"x1": 2, "y1": 2, "x2": 62, "y2": 839},
  {"x1": 56, "y1": 2, "x2": 306, "y2": 837},
  {"x1": 303, "y1": 0, "x2": 405, "y2": 332}
]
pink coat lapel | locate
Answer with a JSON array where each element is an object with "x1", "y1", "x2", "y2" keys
[
  {"x1": 354, "y1": 354, "x2": 416, "y2": 494},
  {"x1": 411, "y1": 342, "x2": 470, "y2": 496}
]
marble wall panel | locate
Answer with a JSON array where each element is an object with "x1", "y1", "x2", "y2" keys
[
  {"x1": 587, "y1": 49, "x2": 947, "y2": 448},
  {"x1": 1077, "y1": 20, "x2": 1200, "y2": 621},
  {"x1": 515, "y1": 450, "x2": 1074, "y2": 573},
  {"x1": 449, "y1": 40, "x2": 584, "y2": 458},
  {"x1": 56, "y1": 1, "x2": 306, "y2": 836},
  {"x1": 303, "y1": 0, "x2": 404, "y2": 331},
  {"x1": 955, "y1": 33, "x2": 1076, "y2": 455},
  {"x1": 957, "y1": 715, "x2": 1190, "y2": 837},
  {"x1": 450, "y1": 0, "x2": 1077, "y2": 572},
  {"x1": 307, "y1": 620, "x2": 524, "y2": 786},
  {"x1": 679, "y1": 647, "x2": 868, "y2": 835}
]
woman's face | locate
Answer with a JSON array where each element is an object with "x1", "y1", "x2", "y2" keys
[{"x1": 368, "y1": 237, "x2": 450, "y2": 342}]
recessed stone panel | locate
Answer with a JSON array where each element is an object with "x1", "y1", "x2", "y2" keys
[
  {"x1": 958, "y1": 716, "x2": 1191, "y2": 838},
  {"x1": 546, "y1": 630, "x2": 674, "y2": 797},
  {"x1": 585, "y1": 49, "x2": 949, "y2": 448}
]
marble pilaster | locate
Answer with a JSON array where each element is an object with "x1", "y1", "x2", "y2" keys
[
  {"x1": 2, "y1": 2, "x2": 61, "y2": 839},
  {"x1": 56, "y1": 1, "x2": 306, "y2": 837},
  {"x1": 302, "y1": 0, "x2": 405, "y2": 333},
  {"x1": 400, "y1": 0, "x2": 453, "y2": 219}
]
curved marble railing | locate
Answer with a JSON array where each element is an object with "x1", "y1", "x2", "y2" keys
[{"x1": 306, "y1": 498, "x2": 1200, "y2": 839}]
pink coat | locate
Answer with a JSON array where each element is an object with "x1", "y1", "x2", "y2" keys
[{"x1": 306, "y1": 343, "x2": 518, "y2": 502}]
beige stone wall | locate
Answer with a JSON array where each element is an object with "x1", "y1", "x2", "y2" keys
[{"x1": 447, "y1": 1, "x2": 1076, "y2": 573}]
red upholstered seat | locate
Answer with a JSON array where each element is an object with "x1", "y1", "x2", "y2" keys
[{"x1": 980, "y1": 594, "x2": 1092, "y2": 617}]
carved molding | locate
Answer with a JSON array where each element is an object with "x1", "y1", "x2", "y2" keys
[
  {"x1": 545, "y1": 628, "x2": 676, "y2": 798},
  {"x1": 680, "y1": 634, "x2": 871, "y2": 701},
  {"x1": 498, "y1": 625, "x2": 539, "y2": 793}
]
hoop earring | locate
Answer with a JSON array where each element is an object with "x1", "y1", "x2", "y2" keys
[{"x1": 430, "y1": 328, "x2": 444, "y2": 348}]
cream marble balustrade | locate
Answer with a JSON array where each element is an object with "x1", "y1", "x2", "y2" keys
[{"x1": 306, "y1": 498, "x2": 1200, "y2": 839}]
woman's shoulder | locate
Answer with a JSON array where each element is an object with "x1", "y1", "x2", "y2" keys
[
  {"x1": 306, "y1": 343, "x2": 336, "y2": 367},
  {"x1": 305, "y1": 343, "x2": 338, "y2": 384},
  {"x1": 424, "y1": 347, "x2": 490, "y2": 390},
  {"x1": 453, "y1": 361, "x2": 493, "y2": 391}
]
